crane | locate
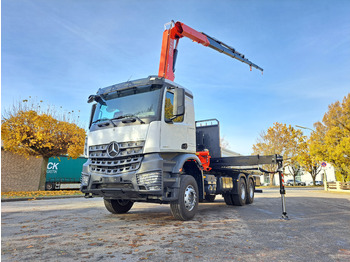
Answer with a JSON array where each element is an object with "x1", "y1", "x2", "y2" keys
[{"x1": 158, "y1": 21, "x2": 263, "y2": 81}]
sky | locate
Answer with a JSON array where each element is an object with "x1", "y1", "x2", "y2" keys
[{"x1": 2, "y1": 0, "x2": 350, "y2": 155}]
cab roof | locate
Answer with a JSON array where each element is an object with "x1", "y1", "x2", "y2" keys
[{"x1": 96, "y1": 76, "x2": 193, "y2": 98}]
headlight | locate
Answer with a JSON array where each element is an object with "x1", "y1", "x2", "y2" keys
[
  {"x1": 81, "y1": 174, "x2": 90, "y2": 186},
  {"x1": 136, "y1": 171, "x2": 162, "y2": 190}
]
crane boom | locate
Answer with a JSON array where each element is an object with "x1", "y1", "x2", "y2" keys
[{"x1": 158, "y1": 21, "x2": 263, "y2": 81}]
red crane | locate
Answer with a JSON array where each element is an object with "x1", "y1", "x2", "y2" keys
[{"x1": 158, "y1": 21, "x2": 263, "y2": 81}]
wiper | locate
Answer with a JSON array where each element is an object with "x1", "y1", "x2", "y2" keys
[
  {"x1": 92, "y1": 118, "x2": 117, "y2": 127},
  {"x1": 114, "y1": 114, "x2": 145, "y2": 124},
  {"x1": 92, "y1": 118, "x2": 107, "y2": 124}
]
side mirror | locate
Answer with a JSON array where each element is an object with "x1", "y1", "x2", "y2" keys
[
  {"x1": 87, "y1": 95, "x2": 96, "y2": 103},
  {"x1": 173, "y1": 88, "x2": 185, "y2": 116},
  {"x1": 87, "y1": 95, "x2": 106, "y2": 105}
]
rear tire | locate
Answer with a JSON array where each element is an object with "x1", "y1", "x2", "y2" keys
[
  {"x1": 104, "y1": 199, "x2": 134, "y2": 214},
  {"x1": 205, "y1": 194, "x2": 216, "y2": 202},
  {"x1": 232, "y1": 177, "x2": 247, "y2": 206},
  {"x1": 170, "y1": 175, "x2": 198, "y2": 221},
  {"x1": 45, "y1": 183, "x2": 54, "y2": 191},
  {"x1": 223, "y1": 193, "x2": 234, "y2": 205},
  {"x1": 246, "y1": 178, "x2": 255, "y2": 204}
]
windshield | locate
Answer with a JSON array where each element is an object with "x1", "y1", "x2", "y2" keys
[{"x1": 92, "y1": 85, "x2": 162, "y2": 124}]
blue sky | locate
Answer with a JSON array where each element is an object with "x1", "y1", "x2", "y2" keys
[{"x1": 2, "y1": 0, "x2": 350, "y2": 155}]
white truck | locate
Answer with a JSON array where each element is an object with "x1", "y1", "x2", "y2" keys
[{"x1": 80, "y1": 21, "x2": 287, "y2": 220}]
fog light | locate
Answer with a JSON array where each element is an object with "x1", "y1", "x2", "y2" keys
[
  {"x1": 81, "y1": 174, "x2": 90, "y2": 186},
  {"x1": 148, "y1": 186, "x2": 161, "y2": 191},
  {"x1": 136, "y1": 171, "x2": 162, "y2": 191}
]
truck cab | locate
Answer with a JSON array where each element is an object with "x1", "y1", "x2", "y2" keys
[{"x1": 81, "y1": 76, "x2": 204, "y2": 219}]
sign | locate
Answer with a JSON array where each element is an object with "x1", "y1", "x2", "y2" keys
[
  {"x1": 46, "y1": 156, "x2": 87, "y2": 182},
  {"x1": 321, "y1": 162, "x2": 327, "y2": 167}
]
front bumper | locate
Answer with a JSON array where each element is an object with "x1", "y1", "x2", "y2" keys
[{"x1": 80, "y1": 153, "x2": 179, "y2": 202}]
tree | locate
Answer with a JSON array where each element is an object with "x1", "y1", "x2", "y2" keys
[
  {"x1": 309, "y1": 94, "x2": 350, "y2": 182},
  {"x1": 220, "y1": 136, "x2": 230, "y2": 150},
  {"x1": 1, "y1": 99, "x2": 86, "y2": 190},
  {"x1": 252, "y1": 122, "x2": 305, "y2": 185},
  {"x1": 297, "y1": 137, "x2": 322, "y2": 185}
]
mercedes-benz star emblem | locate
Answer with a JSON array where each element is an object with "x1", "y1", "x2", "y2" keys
[{"x1": 107, "y1": 142, "x2": 119, "y2": 158}]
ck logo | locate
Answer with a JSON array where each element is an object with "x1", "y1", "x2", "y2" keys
[{"x1": 47, "y1": 162, "x2": 59, "y2": 170}]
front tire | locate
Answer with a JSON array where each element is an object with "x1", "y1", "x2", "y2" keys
[
  {"x1": 104, "y1": 199, "x2": 134, "y2": 214},
  {"x1": 170, "y1": 175, "x2": 199, "y2": 221}
]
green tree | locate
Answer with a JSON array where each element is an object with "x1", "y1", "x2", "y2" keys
[{"x1": 1, "y1": 99, "x2": 86, "y2": 190}]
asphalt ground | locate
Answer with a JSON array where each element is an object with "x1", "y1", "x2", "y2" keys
[{"x1": 1, "y1": 188, "x2": 350, "y2": 262}]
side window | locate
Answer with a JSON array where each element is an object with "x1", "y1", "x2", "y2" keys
[{"x1": 164, "y1": 91, "x2": 184, "y2": 123}]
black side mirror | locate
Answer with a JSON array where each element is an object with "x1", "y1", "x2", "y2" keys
[
  {"x1": 173, "y1": 88, "x2": 185, "y2": 116},
  {"x1": 87, "y1": 95, "x2": 96, "y2": 103},
  {"x1": 87, "y1": 95, "x2": 106, "y2": 105}
]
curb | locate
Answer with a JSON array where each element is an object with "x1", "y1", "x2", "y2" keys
[{"x1": 1, "y1": 195, "x2": 84, "y2": 202}]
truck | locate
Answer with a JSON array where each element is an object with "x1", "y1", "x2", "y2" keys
[
  {"x1": 46, "y1": 156, "x2": 87, "y2": 190},
  {"x1": 80, "y1": 21, "x2": 287, "y2": 220}
]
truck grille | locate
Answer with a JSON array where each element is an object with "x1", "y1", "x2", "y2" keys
[{"x1": 89, "y1": 141, "x2": 144, "y2": 175}]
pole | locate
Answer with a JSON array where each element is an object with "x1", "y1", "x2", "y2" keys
[
  {"x1": 323, "y1": 167, "x2": 328, "y2": 191},
  {"x1": 277, "y1": 157, "x2": 289, "y2": 220}
]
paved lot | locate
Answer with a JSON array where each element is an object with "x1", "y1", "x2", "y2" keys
[{"x1": 2, "y1": 188, "x2": 350, "y2": 262}]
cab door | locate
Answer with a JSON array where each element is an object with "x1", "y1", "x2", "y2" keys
[{"x1": 160, "y1": 89, "x2": 195, "y2": 153}]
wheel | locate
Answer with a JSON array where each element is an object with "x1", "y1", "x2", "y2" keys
[
  {"x1": 45, "y1": 183, "x2": 54, "y2": 191},
  {"x1": 170, "y1": 175, "x2": 199, "y2": 221},
  {"x1": 104, "y1": 199, "x2": 134, "y2": 214},
  {"x1": 205, "y1": 194, "x2": 216, "y2": 202},
  {"x1": 232, "y1": 177, "x2": 247, "y2": 206},
  {"x1": 246, "y1": 178, "x2": 255, "y2": 204},
  {"x1": 223, "y1": 193, "x2": 234, "y2": 205}
]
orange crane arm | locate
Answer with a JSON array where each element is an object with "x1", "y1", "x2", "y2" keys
[{"x1": 158, "y1": 21, "x2": 263, "y2": 81}]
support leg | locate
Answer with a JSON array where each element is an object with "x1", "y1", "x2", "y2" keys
[{"x1": 278, "y1": 169, "x2": 289, "y2": 220}]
